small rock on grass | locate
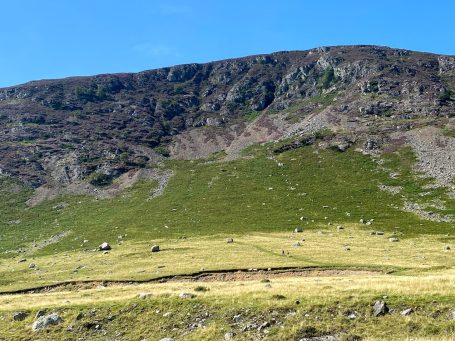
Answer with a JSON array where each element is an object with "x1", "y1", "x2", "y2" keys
[
  {"x1": 179, "y1": 292, "x2": 196, "y2": 299},
  {"x1": 98, "y1": 242, "x2": 111, "y2": 251},
  {"x1": 373, "y1": 300, "x2": 389, "y2": 317},
  {"x1": 151, "y1": 245, "x2": 160, "y2": 252},
  {"x1": 347, "y1": 312, "x2": 357, "y2": 320},
  {"x1": 389, "y1": 237, "x2": 399, "y2": 242},
  {"x1": 294, "y1": 227, "x2": 303, "y2": 233},
  {"x1": 226, "y1": 238, "x2": 234, "y2": 243},
  {"x1": 224, "y1": 331, "x2": 236, "y2": 340},
  {"x1": 32, "y1": 313, "x2": 63, "y2": 331},
  {"x1": 401, "y1": 308, "x2": 413, "y2": 316},
  {"x1": 160, "y1": 338, "x2": 175, "y2": 341},
  {"x1": 13, "y1": 311, "x2": 28, "y2": 321},
  {"x1": 137, "y1": 292, "x2": 152, "y2": 299}
]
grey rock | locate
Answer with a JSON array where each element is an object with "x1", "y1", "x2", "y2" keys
[
  {"x1": 137, "y1": 292, "x2": 152, "y2": 299},
  {"x1": 373, "y1": 300, "x2": 389, "y2": 317},
  {"x1": 389, "y1": 237, "x2": 399, "y2": 242},
  {"x1": 293, "y1": 242, "x2": 301, "y2": 247},
  {"x1": 32, "y1": 313, "x2": 63, "y2": 331},
  {"x1": 347, "y1": 312, "x2": 357, "y2": 320},
  {"x1": 224, "y1": 331, "x2": 236, "y2": 340},
  {"x1": 98, "y1": 242, "x2": 111, "y2": 251},
  {"x1": 226, "y1": 238, "x2": 234, "y2": 243},
  {"x1": 159, "y1": 338, "x2": 175, "y2": 341},
  {"x1": 13, "y1": 311, "x2": 28, "y2": 321},
  {"x1": 151, "y1": 245, "x2": 160, "y2": 252},
  {"x1": 294, "y1": 227, "x2": 303, "y2": 233},
  {"x1": 258, "y1": 321, "x2": 270, "y2": 331},
  {"x1": 232, "y1": 314, "x2": 242, "y2": 322},
  {"x1": 401, "y1": 308, "x2": 413, "y2": 316},
  {"x1": 299, "y1": 335, "x2": 339, "y2": 341},
  {"x1": 179, "y1": 292, "x2": 196, "y2": 299},
  {"x1": 52, "y1": 202, "x2": 67, "y2": 210}
]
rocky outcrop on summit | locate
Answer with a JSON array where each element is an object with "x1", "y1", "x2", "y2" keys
[{"x1": 0, "y1": 45, "x2": 454, "y2": 190}]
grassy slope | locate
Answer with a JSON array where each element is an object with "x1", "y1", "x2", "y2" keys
[
  {"x1": 0, "y1": 142, "x2": 454, "y2": 339},
  {"x1": 1, "y1": 143, "x2": 453, "y2": 258},
  {"x1": 1, "y1": 271, "x2": 455, "y2": 340}
]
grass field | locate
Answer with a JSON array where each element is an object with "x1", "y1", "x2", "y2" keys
[{"x1": 0, "y1": 141, "x2": 454, "y2": 339}]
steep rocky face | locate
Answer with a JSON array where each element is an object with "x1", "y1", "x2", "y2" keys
[{"x1": 0, "y1": 45, "x2": 454, "y2": 190}]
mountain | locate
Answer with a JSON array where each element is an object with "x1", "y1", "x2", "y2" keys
[
  {"x1": 1, "y1": 45, "x2": 455, "y2": 340},
  {"x1": 0, "y1": 45, "x2": 454, "y2": 200}
]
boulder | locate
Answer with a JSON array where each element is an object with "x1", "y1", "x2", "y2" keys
[
  {"x1": 13, "y1": 311, "x2": 28, "y2": 321},
  {"x1": 151, "y1": 245, "x2": 160, "y2": 252},
  {"x1": 32, "y1": 313, "x2": 63, "y2": 331},
  {"x1": 373, "y1": 300, "x2": 389, "y2": 317},
  {"x1": 98, "y1": 242, "x2": 111, "y2": 251},
  {"x1": 294, "y1": 227, "x2": 303, "y2": 233}
]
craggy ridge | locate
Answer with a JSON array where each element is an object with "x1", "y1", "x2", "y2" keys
[{"x1": 1, "y1": 45, "x2": 454, "y2": 196}]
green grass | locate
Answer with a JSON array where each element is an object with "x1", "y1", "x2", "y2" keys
[
  {"x1": 1, "y1": 277, "x2": 455, "y2": 340},
  {"x1": 443, "y1": 127, "x2": 455, "y2": 138},
  {"x1": 0, "y1": 143, "x2": 453, "y2": 259},
  {"x1": 244, "y1": 110, "x2": 261, "y2": 121},
  {"x1": 1, "y1": 141, "x2": 455, "y2": 339}
]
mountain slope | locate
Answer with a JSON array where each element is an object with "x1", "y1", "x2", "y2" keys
[
  {"x1": 0, "y1": 45, "x2": 454, "y2": 193},
  {"x1": 1, "y1": 46, "x2": 455, "y2": 340}
]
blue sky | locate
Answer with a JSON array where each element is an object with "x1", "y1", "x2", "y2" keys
[{"x1": 1, "y1": 0, "x2": 455, "y2": 87}]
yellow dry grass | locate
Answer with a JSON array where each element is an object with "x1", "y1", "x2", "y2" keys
[
  {"x1": 0, "y1": 225, "x2": 453, "y2": 293},
  {"x1": 0, "y1": 271, "x2": 454, "y2": 311}
]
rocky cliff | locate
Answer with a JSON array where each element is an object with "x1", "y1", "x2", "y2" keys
[{"x1": 0, "y1": 45, "x2": 454, "y2": 195}]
